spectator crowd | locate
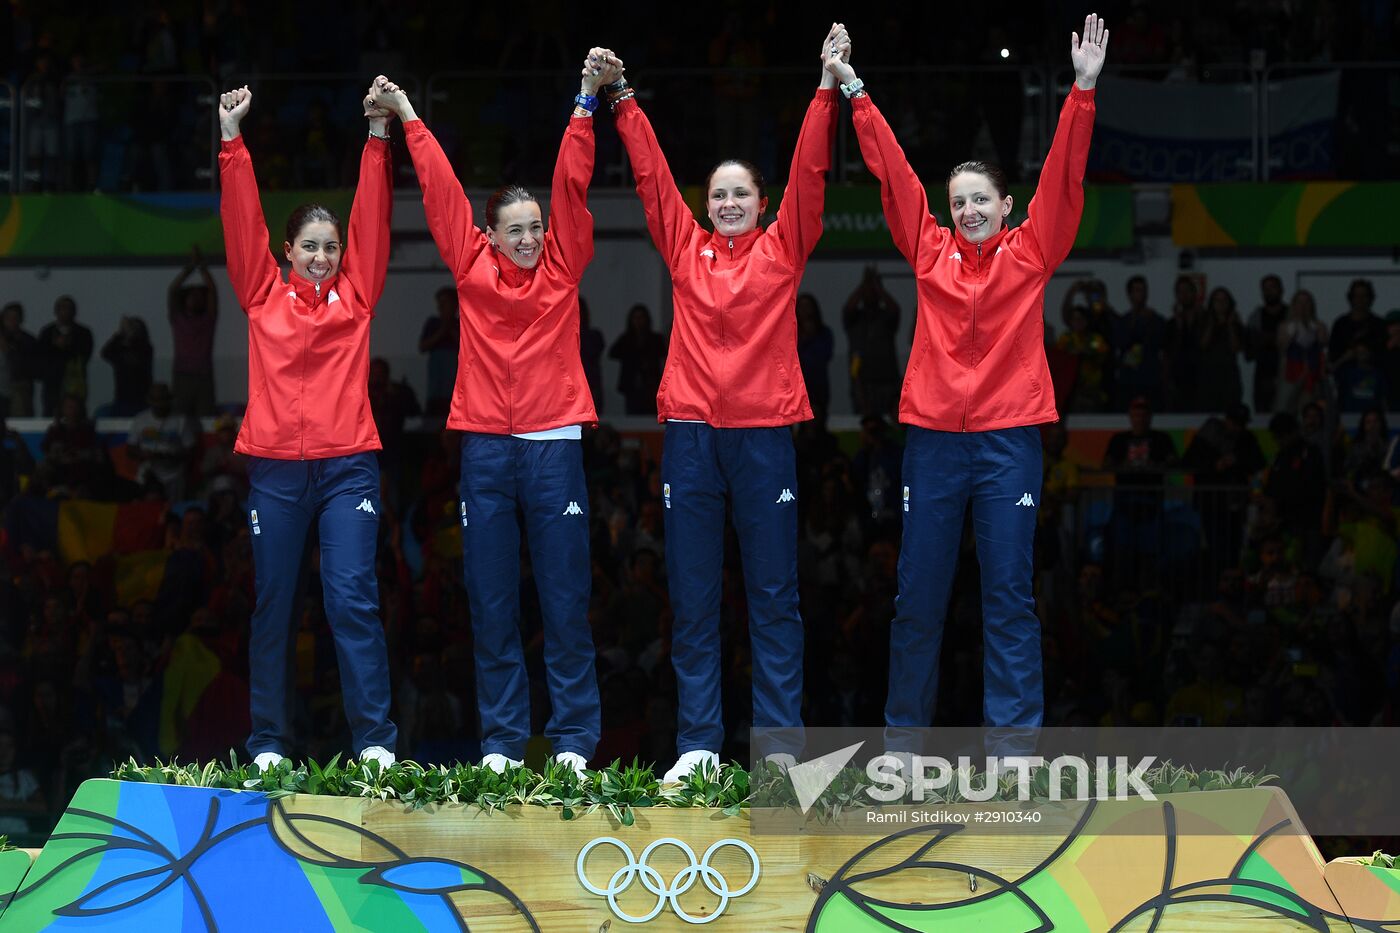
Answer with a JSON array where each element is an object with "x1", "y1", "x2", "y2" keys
[{"x1": 0, "y1": 258, "x2": 1396, "y2": 854}]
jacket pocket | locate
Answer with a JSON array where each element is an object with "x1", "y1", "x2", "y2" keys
[
  {"x1": 769, "y1": 343, "x2": 793, "y2": 392},
  {"x1": 1010, "y1": 328, "x2": 1043, "y2": 393},
  {"x1": 454, "y1": 353, "x2": 478, "y2": 417},
  {"x1": 551, "y1": 338, "x2": 577, "y2": 401}
]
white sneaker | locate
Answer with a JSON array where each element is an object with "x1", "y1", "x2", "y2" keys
[
  {"x1": 359, "y1": 746, "x2": 396, "y2": 769},
  {"x1": 481, "y1": 753, "x2": 523, "y2": 774},
  {"x1": 253, "y1": 751, "x2": 285, "y2": 771},
  {"x1": 552, "y1": 752, "x2": 589, "y2": 777},
  {"x1": 662, "y1": 750, "x2": 720, "y2": 783}
]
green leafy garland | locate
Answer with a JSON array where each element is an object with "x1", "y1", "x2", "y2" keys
[{"x1": 110, "y1": 754, "x2": 1274, "y2": 825}]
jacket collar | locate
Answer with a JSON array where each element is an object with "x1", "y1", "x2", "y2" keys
[
  {"x1": 290, "y1": 270, "x2": 339, "y2": 308},
  {"x1": 952, "y1": 224, "x2": 1010, "y2": 267},
  {"x1": 708, "y1": 225, "x2": 762, "y2": 261},
  {"x1": 493, "y1": 244, "x2": 539, "y2": 288}
]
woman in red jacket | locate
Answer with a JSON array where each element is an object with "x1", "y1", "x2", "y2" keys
[
  {"x1": 606, "y1": 25, "x2": 848, "y2": 782},
  {"x1": 369, "y1": 56, "x2": 613, "y2": 776},
  {"x1": 826, "y1": 16, "x2": 1109, "y2": 746},
  {"x1": 217, "y1": 84, "x2": 397, "y2": 772}
]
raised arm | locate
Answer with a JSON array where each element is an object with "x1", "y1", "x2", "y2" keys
[
  {"x1": 372, "y1": 77, "x2": 486, "y2": 280},
  {"x1": 216, "y1": 87, "x2": 281, "y2": 314},
  {"x1": 1022, "y1": 14, "x2": 1107, "y2": 272},
  {"x1": 547, "y1": 49, "x2": 615, "y2": 282},
  {"x1": 339, "y1": 81, "x2": 395, "y2": 312},
  {"x1": 768, "y1": 24, "x2": 844, "y2": 264},
  {"x1": 609, "y1": 62, "x2": 701, "y2": 268},
  {"x1": 829, "y1": 36, "x2": 945, "y2": 267}
]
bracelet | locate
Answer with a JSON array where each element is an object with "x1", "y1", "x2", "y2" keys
[
  {"x1": 839, "y1": 78, "x2": 865, "y2": 99},
  {"x1": 573, "y1": 106, "x2": 594, "y2": 119},
  {"x1": 608, "y1": 89, "x2": 636, "y2": 112},
  {"x1": 605, "y1": 77, "x2": 629, "y2": 96},
  {"x1": 574, "y1": 92, "x2": 598, "y2": 113},
  {"x1": 368, "y1": 128, "x2": 390, "y2": 140}
]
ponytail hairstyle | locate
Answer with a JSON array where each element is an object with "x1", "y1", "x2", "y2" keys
[
  {"x1": 284, "y1": 203, "x2": 342, "y2": 244},
  {"x1": 485, "y1": 185, "x2": 538, "y2": 229}
]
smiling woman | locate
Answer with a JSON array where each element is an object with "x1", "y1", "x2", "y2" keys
[
  {"x1": 282, "y1": 205, "x2": 342, "y2": 281},
  {"x1": 370, "y1": 55, "x2": 611, "y2": 780},
  {"x1": 215, "y1": 81, "x2": 398, "y2": 775},
  {"x1": 606, "y1": 24, "x2": 849, "y2": 785},
  {"x1": 828, "y1": 15, "x2": 1109, "y2": 746}
]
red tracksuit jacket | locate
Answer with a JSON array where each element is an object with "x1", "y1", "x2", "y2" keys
[
  {"x1": 851, "y1": 86, "x2": 1096, "y2": 432},
  {"x1": 219, "y1": 134, "x2": 390, "y2": 459},
  {"x1": 614, "y1": 88, "x2": 837, "y2": 427},
  {"x1": 403, "y1": 116, "x2": 598, "y2": 434}
]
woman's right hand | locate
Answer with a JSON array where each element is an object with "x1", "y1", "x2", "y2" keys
[
  {"x1": 370, "y1": 75, "x2": 417, "y2": 122},
  {"x1": 823, "y1": 23, "x2": 856, "y2": 86},
  {"x1": 218, "y1": 86, "x2": 251, "y2": 140}
]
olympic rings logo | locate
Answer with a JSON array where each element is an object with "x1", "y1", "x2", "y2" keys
[{"x1": 576, "y1": 836, "x2": 761, "y2": 924}]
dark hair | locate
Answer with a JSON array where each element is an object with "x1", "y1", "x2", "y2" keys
[
  {"x1": 946, "y1": 160, "x2": 1009, "y2": 198},
  {"x1": 1355, "y1": 404, "x2": 1388, "y2": 440},
  {"x1": 1347, "y1": 278, "x2": 1375, "y2": 305},
  {"x1": 1207, "y1": 286, "x2": 1236, "y2": 314},
  {"x1": 284, "y1": 204, "x2": 342, "y2": 245},
  {"x1": 1268, "y1": 411, "x2": 1299, "y2": 437},
  {"x1": 485, "y1": 185, "x2": 538, "y2": 229},
  {"x1": 705, "y1": 160, "x2": 767, "y2": 202},
  {"x1": 1126, "y1": 275, "x2": 1147, "y2": 292}
]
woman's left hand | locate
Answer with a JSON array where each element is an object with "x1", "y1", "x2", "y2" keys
[{"x1": 1071, "y1": 13, "x2": 1109, "y2": 90}]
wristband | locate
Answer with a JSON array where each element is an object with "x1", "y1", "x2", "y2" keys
[
  {"x1": 839, "y1": 78, "x2": 865, "y2": 99},
  {"x1": 574, "y1": 93, "x2": 599, "y2": 113},
  {"x1": 367, "y1": 128, "x2": 390, "y2": 140}
]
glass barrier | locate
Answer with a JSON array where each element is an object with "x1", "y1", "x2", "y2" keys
[
  {"x1": 17, "y1": 75, "x2": 218, "y2": 193},
  {"x1": 0, "y1": 81, "x2": 15, "y2": 192},
  {"x1": 223, "y1": 73, "x2": 423, "y2": 191},
  {"x1": 6, "y1": 64, "x2": 1398, "y2": 191},
  {"x1": 1056, "y1": 64, "x2": 1259, "y2": 183},
  {"x1": 1262, "y1": 63, "x2": 1400, "y2": 181}
]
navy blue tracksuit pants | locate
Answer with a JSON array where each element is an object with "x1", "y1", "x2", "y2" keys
[
  {"x1": 887, "y1": 426, "x2": 1044, "y2": 731},
  {"x1": 246, "y1": 453, "x2": 396, "y2": 757},
  {"x1": 459, "y1": 434, "x2": 600, "y2": 761},
  {"x1": 662, "y1": 423, "x2": 804, "y2": 755}
]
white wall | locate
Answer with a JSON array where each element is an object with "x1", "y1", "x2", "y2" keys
[{"x1": 3, "y1": 220, "x2": 1398, "y2": 418}]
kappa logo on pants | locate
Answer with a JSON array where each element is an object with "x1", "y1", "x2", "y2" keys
[
  {"x1": 356, "y1": 498, "x2": 377, "y2": 514},
  {"x1": 460, "y1": 501, "x2": 469, "y2": 527},
  {"x1": 663, "y1": 483, "x2": 672, "y2": 509},
  {"x1": 1016, "y1": 493, "x2": 1036, "y2": 507},
  {"x1": 250, "y1": 509, "x2": 261, "y2": 535},
  {"x1": 903, "y1": 486, "x2": 910, "y2": 512},
  {"x1": 776, "y1": 489, "x2": 796, "y2": 504},
  {"x1": 563, "y1": 501, "x2": 584, "y2": 516}
]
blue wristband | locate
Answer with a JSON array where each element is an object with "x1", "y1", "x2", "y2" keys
[{"x1": 574, "y1": 93, "x2": 598, "y2": 113}]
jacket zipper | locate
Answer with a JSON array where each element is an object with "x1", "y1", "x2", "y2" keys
[
  {"x1": 719, "y1": 237, "x2": 734, "y2": 425},
  {"x1": 301, "y1": 283, "x2": 319, "y2": 459},
  {"x1": 962, "y1": 243, "x2": 981, "y2": 432}
]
